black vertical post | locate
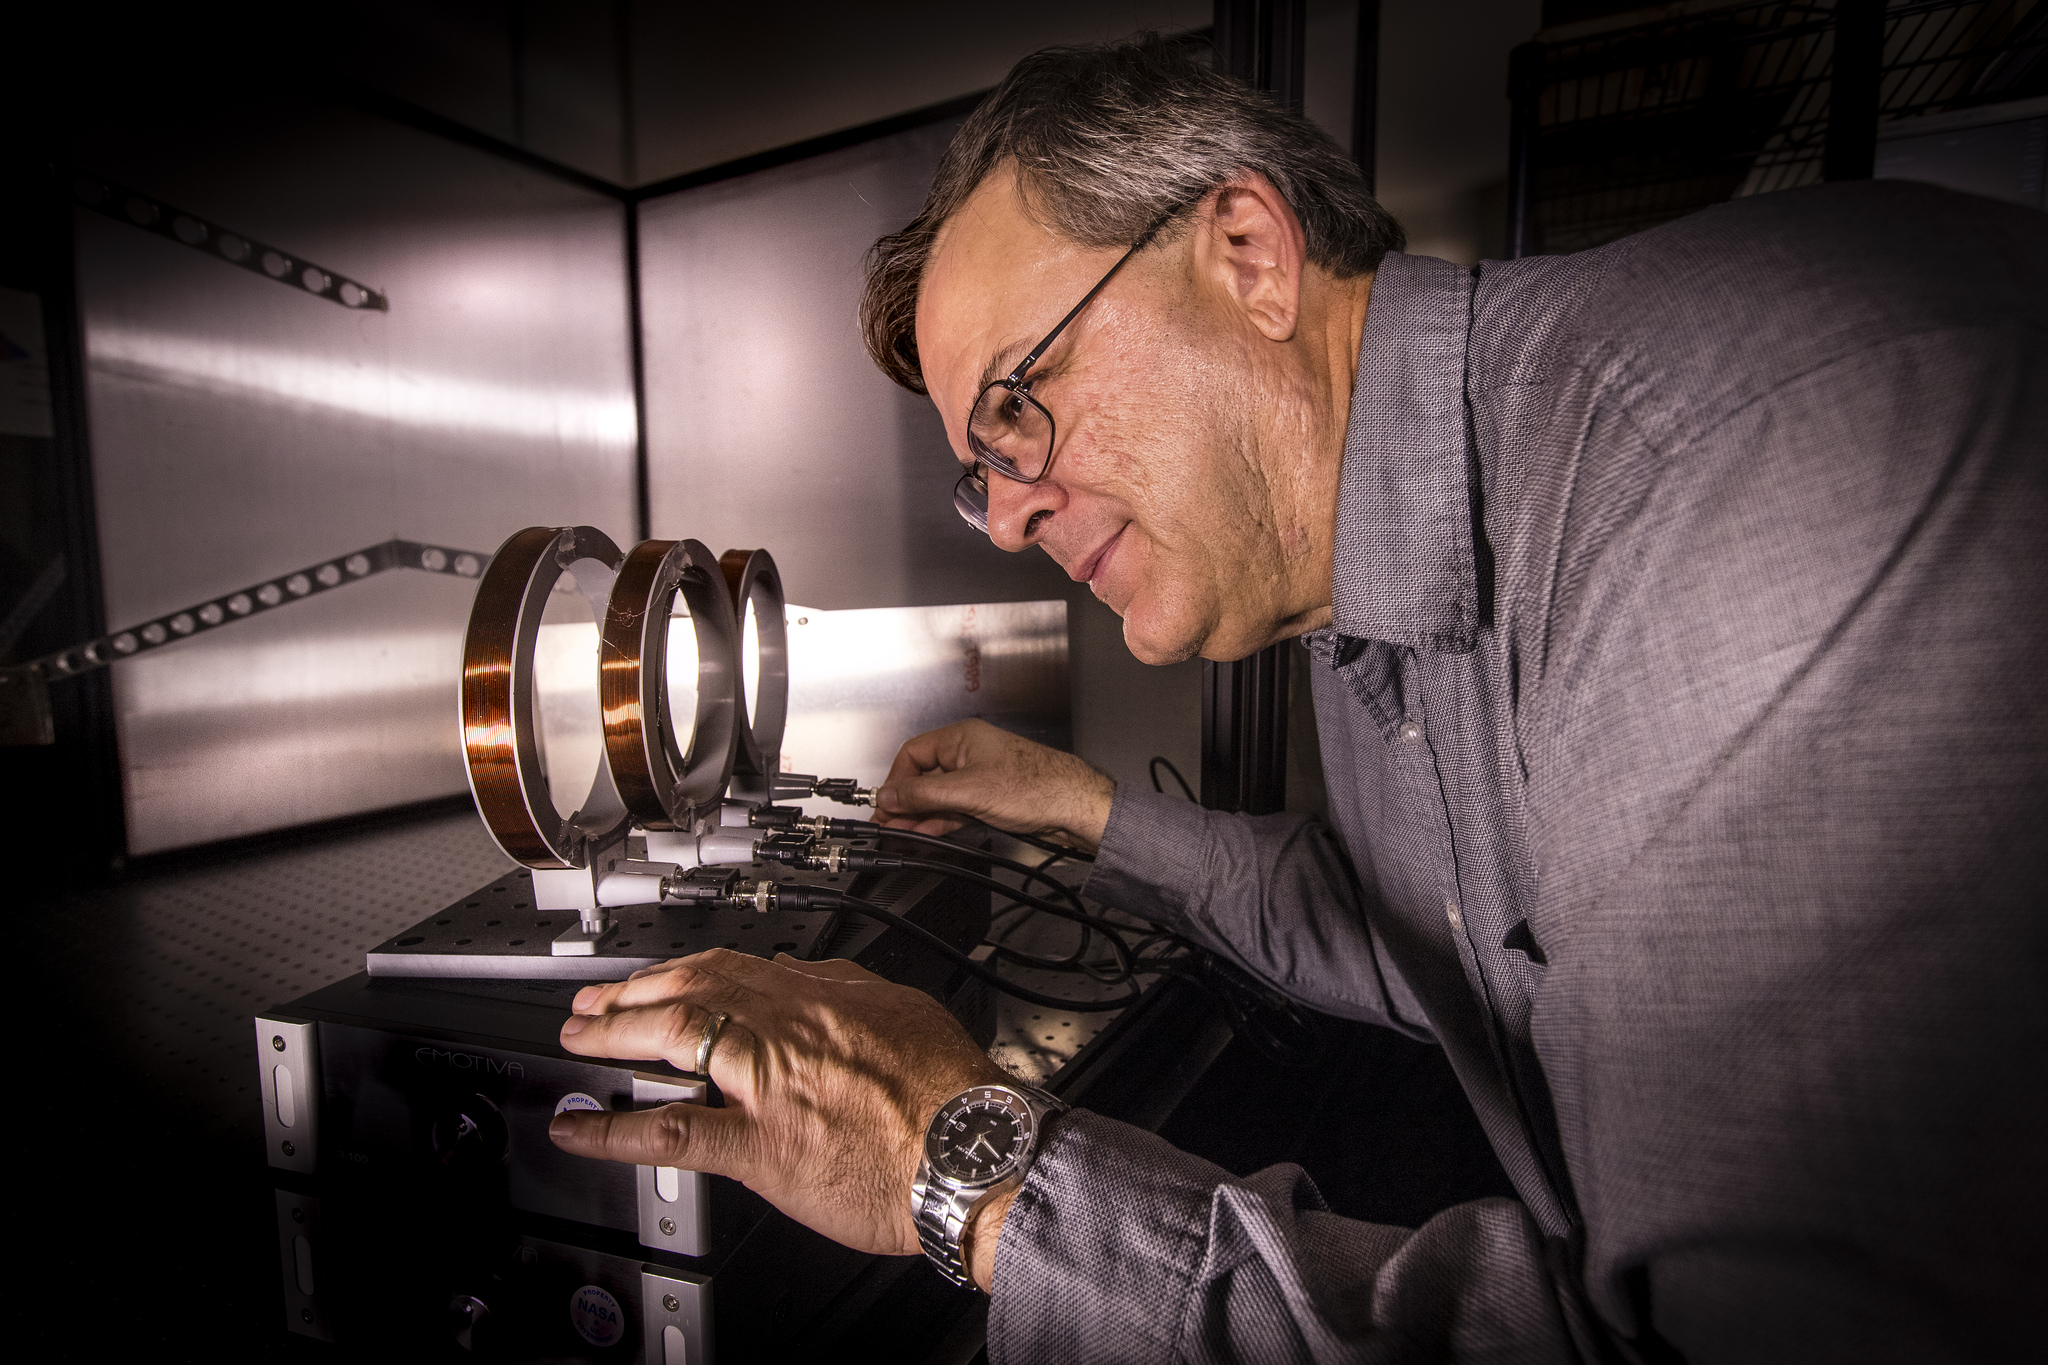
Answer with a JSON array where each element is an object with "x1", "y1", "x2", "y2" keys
[
  {"x1": 0, "y1": 165, "x2": 129, "y2": 880},
  {"x1": 1203, "y1": 0, "x2": 1306, "y2": 815},
  {"x1": 1505, "y1": 41, "x2": 1546, "y2": 259},
  {"x1": 1824, "y1": 0, "x2": 1885, "y2": 182},
  {"x1": 1353, "y1": 0, "x2": 1381, "y2": 190},
  {"x1": 624, "y1": 203, "x2": 651, "y2": 542}
]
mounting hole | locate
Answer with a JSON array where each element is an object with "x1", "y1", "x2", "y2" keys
[
  {"x1": 508, "y1": 939, "x2": 525, "y2": 946},
  {"x1": 397, "y1": 936, "x2": 425, "y2": 946},
  {"x1": 436, "y1": 919, "x2": 452, "y2": 926},
  {"x1": 125, "y1": 197, "x2": 158, "y2": 226},
  {"x1": 219, "y1": 233, "x2": 250, "y2": 261},
  {"x1": 262, "y1": 250, "x2": 290, "y2": 277},
  {"x1": 616, "y1": 940, "x2": 632, "y2": 948},
  {"x1": 338, "y1": 281, "x2": 367, "y2": 307},
  {"x1": 455, "y1": 938, "x2": 472, "y2": 945},
  {"x1": 485, "y1": 919, "x2": 500, "y2": 927},
  {"x1": 173, "y1": 215, "x2": 206, "y2": 245},
  {"x1": 638, "y1": 921, "x2": 653, "y2": 929},
  {"x1": 772, "y1": 942, "x2": 797, "y2": 954}
]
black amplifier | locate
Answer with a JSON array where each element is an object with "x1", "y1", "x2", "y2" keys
[{"x1": 257, "y1": 862, "x2": 991, "y2": 1361}]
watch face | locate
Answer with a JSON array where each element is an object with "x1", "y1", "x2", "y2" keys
[{"x1": 928, "y1": 1087, "x2": 1033, "y2": 1185}]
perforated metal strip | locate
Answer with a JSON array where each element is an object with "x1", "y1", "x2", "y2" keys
[
  {"x1": 14, "y1": 537, "x2": 491, "y2": 684},
  {"x1": 71, "y1": 170, "x2": 389, "y2": 312}
]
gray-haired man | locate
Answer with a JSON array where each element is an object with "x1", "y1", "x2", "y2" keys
[{"x1": 549, "y1": 36, "x2": 2046, "y2": 1362}]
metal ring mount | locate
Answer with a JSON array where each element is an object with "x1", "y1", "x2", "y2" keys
[
  {"x1": 601, "y1": 539, "x2": 740, "y2": 830},
  {"x1": 462, "y1": 526, "x2": 630, "y2": 869},
  {"x1": 718, "y1": 548, "x2": 789, "y2": 780}
]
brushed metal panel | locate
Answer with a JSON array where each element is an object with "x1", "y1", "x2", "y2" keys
[
  {"x1": 779, "y1": 600, "x2": 1069, "y2": 795},
  {"x1": 71, "y1": 101, "x2": 638, "y2": 853}
]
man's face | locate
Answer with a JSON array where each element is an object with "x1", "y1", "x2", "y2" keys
[{"x1": 917, "y1": 170, "x2": 1307, "y2": 664}]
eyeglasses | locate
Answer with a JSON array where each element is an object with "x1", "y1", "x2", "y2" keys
[{"x1": 952, "y1": 213, "x2": 1174, "y2": 534}]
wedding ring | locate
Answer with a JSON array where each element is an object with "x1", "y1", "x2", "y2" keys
[{"x1": 692, "y1": 1011, "x2": 730, "y2": 1077}]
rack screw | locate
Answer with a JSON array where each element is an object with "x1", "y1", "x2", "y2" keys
[
  {"x1": 659, "y1": 1217, "x2": 676, "y2": 1236},
  {"x1": 281, "y1": 1140, "x2": 295, "y2": 1156},
  {"x1": 271, "y1": 1036, "x2": 286, "y2": 1051},
  {"x1": 662, "y1": 1294, "x2": 680, "y2": 1313},
  {"x1": 301, "y1": 1309, "x2": 314, "y2": 1323},
  {"x1": 291, "y1": 1207, "x2": 304, "y2": 1224}
]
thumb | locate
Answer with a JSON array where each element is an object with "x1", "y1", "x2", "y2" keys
[{"x1": 876, "y1": 764, "x2": 991, "y2": 820}]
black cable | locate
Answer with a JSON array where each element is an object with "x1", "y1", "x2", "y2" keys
[
  {"x1": 848, "y1": 824, "x2": 1092, "y2": 916},
  {"x1": 981, "y1": 823, "x2": 1096, "y2": 864},
  {"x1": 1150, "y1": 756, "x2": 1195, "y2": 801},
  {"x1": 783, "y1": 889, "x2": 1138, "y2": 1013},
  {"x1": 889, "y1": 857, "x2": 1135, "y2": 980}
]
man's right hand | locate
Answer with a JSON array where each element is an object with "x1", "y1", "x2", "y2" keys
[{"x1": 872, "y1": 719, "x2": 1116, "y2": 853}]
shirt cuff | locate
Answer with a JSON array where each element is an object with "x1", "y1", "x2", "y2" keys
[
  {"x1": 987, "y1": 1109, "x2": 1216, "y2": 1363},
  {"x1": 1081, "y1": 783, "x2": 1211, "y2": 924}
]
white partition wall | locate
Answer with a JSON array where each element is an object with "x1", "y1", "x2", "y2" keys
[{"x1": 72, "y1": 102, "x2": 638, "y2": 854}]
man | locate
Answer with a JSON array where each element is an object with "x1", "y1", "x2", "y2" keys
[{"x1": 548, "y1": 36, "x2": 2046, "y2": 1361}]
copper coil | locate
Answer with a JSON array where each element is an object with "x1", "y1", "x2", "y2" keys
[
  {"x1": 601, "y1": 539, "x2": 739, "y2": 830},
  {"x1": 718, "y1": 547, "x2": 789, "y2": 781},
  {"x1": 461, "y1": 525, "x2": 628, "y2": 868}
]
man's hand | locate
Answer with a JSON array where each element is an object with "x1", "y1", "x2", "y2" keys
[
  {"x1": 873, "y1": 718, "x2": 1116, "y2": 853},
  {"x1": 546, "y1": 949, "x2": 1012, "y2": 1259}
]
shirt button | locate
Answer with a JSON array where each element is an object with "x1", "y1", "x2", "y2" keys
[
  {"x1": 1445, "y1": 901, "x2": 1462, "y2": 928},
  {"x1": 1398, "y1": 719, "x2": 1424, "y2": 745}
]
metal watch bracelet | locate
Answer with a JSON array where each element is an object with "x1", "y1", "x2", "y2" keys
[{"x1": 911, "y1": 1083, "x2": 1066, "y2": 1290}]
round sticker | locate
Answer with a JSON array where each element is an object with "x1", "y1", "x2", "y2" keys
[
  {"x1": 569, "y1": 1283, "x2": 625, "y2": 1348},
  {"x1": 554, "y1": 1092, "x2": 605, "y2": 1117}
]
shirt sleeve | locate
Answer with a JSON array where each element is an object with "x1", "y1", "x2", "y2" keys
[
  {"x1": 988, "y1": 1110, "x2": 1578, "y2": 1365},
  {"x1": 1084, "y1": 784, "x2": 1432, "y2": 1037}
]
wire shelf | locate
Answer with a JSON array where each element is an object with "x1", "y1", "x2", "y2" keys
[{"x1": 1516, "y1": 0, "x2": 2047, "y2": 254}]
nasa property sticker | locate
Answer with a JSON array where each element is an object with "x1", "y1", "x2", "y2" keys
[
  {"x1": 554, "y1": 1092, "x2": 604, "y2": 1117},
  {"x1": 569, "y1": 1283, "x2": 626, "y2": 1348}
]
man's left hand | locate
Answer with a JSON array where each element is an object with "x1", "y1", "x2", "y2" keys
[{"x1": 546, "y1": 948, "x2": 1012, "y2": 1257}]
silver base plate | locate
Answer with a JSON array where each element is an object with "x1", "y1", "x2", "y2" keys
[{"x1": 365, "y1": 865, "x2": 850, "y2": 979}]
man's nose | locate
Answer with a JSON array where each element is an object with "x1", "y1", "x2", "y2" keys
[{"x1": 985, "y1": 472, "x2": 1062, "y2": 552}]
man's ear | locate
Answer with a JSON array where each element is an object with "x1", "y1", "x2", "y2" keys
[{"x1": 1191, "y1": 172, "x2": 1307, "y2": 342}]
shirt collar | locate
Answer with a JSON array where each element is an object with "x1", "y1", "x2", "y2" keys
[{"x1": 1328, "y1": 252, "x2": 1479, "y2": 653}]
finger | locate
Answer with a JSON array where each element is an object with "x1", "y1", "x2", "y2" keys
[
  {"x1": 561, "y1": 992, "x2": 751, "y2": 1070},
  {"x1": 877, "y1": 763, "x2": 1015, "y2": 824},
  {"x1": 571, "y1": 947, "x2": 777, "y2": 1017},
  {"x1": 773, "y1": 953, "x2": 884, "y2": 984},
  {"x1": 882, "y1": 721, "x2": 979, "y2": 787},
  {"x1": 871, "y1": 811, "x2": 968, "y2": 835},
  {"x1": 548, "y1": 1100, "x2": 752, "y2": 1180}
]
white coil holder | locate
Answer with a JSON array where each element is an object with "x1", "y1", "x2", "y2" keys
[
  {"x1": 718, "y1": 547, "x2": 789, "y2": 781},
  {"x1": 601, "y1": 539, "x2": 740, "y2": 831},
  {"x1": 462, "y1": 526, "x2": 631, "y2": 868}
]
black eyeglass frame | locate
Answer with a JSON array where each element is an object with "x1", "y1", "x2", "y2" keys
[{"x1": 954, "y1": 211, "x2": 1176, "y2": 531}]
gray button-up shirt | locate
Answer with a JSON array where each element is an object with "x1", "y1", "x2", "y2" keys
[{"x1": 988, "y1": 182, "x2": 2047, "y2": 1363}]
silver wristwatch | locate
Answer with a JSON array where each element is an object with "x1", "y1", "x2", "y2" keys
[{"x1": 910, "y1": 1081, "x2": 1066, "y2": 1289}]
